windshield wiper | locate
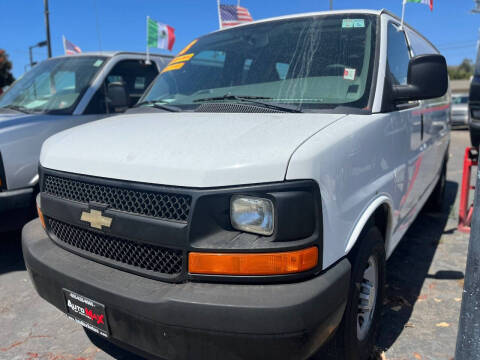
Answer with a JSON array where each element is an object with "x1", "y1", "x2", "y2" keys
[
  {"x1": 194, "y1": 94, "x2": 303, "y2": 113},
  {"x1": 2, "y1": 105, "x2": 31, "y2": 114},
  {"x1": 135, "y1": 100, "x2": 181, "y2": 112}
]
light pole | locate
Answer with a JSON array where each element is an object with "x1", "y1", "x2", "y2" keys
[
  {"x1": 44, "y1": 0, "x2": 52, "y2": 58},
  {"x1": 28, "y1": 40, "x2": 48, "y2": 68},
  {"x1": 330, "y1": 0, "x2": 333, "y2": 10}
]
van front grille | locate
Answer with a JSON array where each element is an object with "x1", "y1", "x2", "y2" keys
[
  {"x1": 48, "y1": 218, "x2": 184, "y2": 278},
  {"x1": 43, "y1": 175, "x2": 191, "y2": 223}
]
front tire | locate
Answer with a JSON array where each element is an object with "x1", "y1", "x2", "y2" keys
[{"x1": 337, "y1": 226, "x2": 386, "y2": 360}]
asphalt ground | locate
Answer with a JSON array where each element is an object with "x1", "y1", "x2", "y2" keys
[{"x1": 0, "y1": 129, "x2": 472, "y2": 360}]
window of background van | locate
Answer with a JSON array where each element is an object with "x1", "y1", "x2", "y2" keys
[{"x1": 84, "y1": 59, "x2": 158, "y2": 114}]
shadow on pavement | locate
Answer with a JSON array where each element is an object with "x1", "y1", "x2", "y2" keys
[
  {"x1": 84, "y1": 329, "x2": 147, "y2": 360},
  {"x1": 0, "y1": 230, "x2": 25, "y2": 274},
  {"x1": 377, "y1": 180, "x2": 460, "y2": 351}
]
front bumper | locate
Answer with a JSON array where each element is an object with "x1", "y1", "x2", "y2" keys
[
  {"x1": 23, "y1": 218, "x2": 351, "y2": 360},
  {"x1": 0, "y1": 187, "x2": 35, "y2": 232}
]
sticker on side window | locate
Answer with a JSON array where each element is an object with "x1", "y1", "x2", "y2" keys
[
  {"x1": 342, "y1": 19, "x2": 365, "y2": 28},
  {"x1": 344, "y1": 68, "x2": 356, "y2": 81}
]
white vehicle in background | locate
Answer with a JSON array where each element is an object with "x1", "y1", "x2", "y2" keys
[
  {"x1": 24, "y1": 10, "x2": 450, "y2": 360},
  {"x1": 0, "y1": 52, "x2": 170, "y2": 231},
  {"x1": 451, "y1": 93, "x2": 470, "y2": 127}
]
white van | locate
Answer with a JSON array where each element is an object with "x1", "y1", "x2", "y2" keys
[{"x1": 23, "y1": 9, "x2": 450, "y2": 360}]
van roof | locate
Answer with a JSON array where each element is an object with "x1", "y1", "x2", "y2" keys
[
  {"x1": 212, "y1": 9, "x2": 438, "y2": 53},
  {"x1": 214, "y1": 9, "x2": 385, "y2": 32}
]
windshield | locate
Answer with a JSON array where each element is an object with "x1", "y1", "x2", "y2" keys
[
  {"x1": 0, "y1": 56, "x2": 106, "y2": 114},
  {"x1": 141, "y1": 14, "x2": 377, "y2": 112},
  {"x1": 452, "y1": 96, "x2": 468, "y2": 105}
]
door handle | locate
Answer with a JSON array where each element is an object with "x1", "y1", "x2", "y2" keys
[{"x1": 421, "y1": 114, "x2": 424, "y2": 141}]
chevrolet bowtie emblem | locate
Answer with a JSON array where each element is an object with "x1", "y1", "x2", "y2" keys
[{"x1": 80, "y1": 209, "x2": 112, "y2": 230}]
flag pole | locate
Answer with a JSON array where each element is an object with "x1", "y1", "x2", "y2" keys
[
  {"x1": 217, "y1": 0, "x2": 222, "y2": 29},
  {"x1": 62, "y1": 35, "x2": 66, "y2": 55},
  {"x1": 400, "y1": 0, "x2": 406, "y2": 30},
  {"x1": 146, "y1": 16, "x2": 151, "y2": 64}
]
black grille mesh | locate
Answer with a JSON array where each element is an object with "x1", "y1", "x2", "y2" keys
[
  {"x1": 43, "y1": 175, "x2": 191, "y2": 222},
  {"x1": 48, "y1": 218, "x2": 183, "y2": 276}
]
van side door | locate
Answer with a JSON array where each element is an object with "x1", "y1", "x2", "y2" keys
[
  {"x1": 386, "y1": 22, "x2": 426, "y2": 233},
  {"x1": 405, "y1": 28, "x2": 450, "y2": 191}
]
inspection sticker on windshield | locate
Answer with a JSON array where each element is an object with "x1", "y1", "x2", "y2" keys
[
  {"x1": 93, "y1": 59, "x2": 104, "y2": 67},
  {"x1": 344, "y1": 68, "x2": 356, "y2": 81},
  {"x1": 342, "y1": 19, "x2": 365, "y2": 28}
]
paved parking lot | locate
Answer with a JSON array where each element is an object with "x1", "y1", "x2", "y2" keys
[{"x1": 0, "y1": 130, "x2": 472, "y2": 360}]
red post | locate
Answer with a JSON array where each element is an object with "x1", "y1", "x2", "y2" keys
[{"x1": 459, "y1": 147, "x2": 478, "y2": 233}]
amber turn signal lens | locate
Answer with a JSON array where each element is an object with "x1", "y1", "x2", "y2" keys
[
  {"x1": 37, "y1": 204, "x2": 46, "y2": 229},
  {"x1": 189, "y1": 247, "x2": 318, "y2": 276}
]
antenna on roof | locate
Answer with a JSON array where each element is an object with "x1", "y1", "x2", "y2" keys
[{"x1": 330, "y1": 0, "x2": 333, "y2": 10}]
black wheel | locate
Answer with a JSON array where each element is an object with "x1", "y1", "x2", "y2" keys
[
  {"x1": 336, "y1": 226, "x2": 386, "y2": 360},
  {"x1": 427, "y1": 158, "x2": 447, "y2": 212}
]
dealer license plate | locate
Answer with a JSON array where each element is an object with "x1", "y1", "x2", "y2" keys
[{"x1": 63, "y1": 289, "x2": 110, "y2": 337}]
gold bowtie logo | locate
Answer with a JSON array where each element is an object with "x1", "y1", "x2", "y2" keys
[{"x1": 80, "y1": 209, "x2": 112, "y2": 230}]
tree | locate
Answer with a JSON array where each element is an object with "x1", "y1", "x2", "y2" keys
[
  {"x1": 0, "y1": 50, "x2": 15, "y2": 90},
  {"x1": 448, "y1": 58, "x2": 474, "y2": 80}
]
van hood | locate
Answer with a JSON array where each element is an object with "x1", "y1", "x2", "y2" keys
[{"x1": 41, "y1": 112, "x2": 344, "y2": 187}]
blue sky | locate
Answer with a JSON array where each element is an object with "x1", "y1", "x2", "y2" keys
[{"x1": 1, "y1": 0, "x2": 478, "y2": 79}]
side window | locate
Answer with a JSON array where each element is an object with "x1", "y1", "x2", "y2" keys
[
  {"x1": 405, "y1": 28, "x2": 437, "y2": 56},
  {"x1": 387, "y1": 23, "x2": 411, "y2": 85},
  {"x1": 84, "y1": 59, "x2": 159, "y2": 114}
]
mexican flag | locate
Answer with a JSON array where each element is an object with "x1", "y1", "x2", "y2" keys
[
  {"x1": 147, "y1": 18, "x2": 176, "y2": 51},
  {"x1": 405, "y1": 0, "x2": 433, "y2": 11}
]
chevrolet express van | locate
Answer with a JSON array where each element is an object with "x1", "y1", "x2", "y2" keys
[
  {"x1": 0, "y1": 52, "x2": 170, "y2": 231},
  {"x1": 23, "y1": 10, "x2": 450, "y2": 360}
]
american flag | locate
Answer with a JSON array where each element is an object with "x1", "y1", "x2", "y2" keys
[
  {"x1": 219, "y1": 4, "x2": 253, "y2": 28},
  {"x1": 63, "y1": 36, "x2": 82, "y2": 55}
]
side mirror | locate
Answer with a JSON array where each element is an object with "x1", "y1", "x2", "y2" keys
[
  {"x1": 107, "y1": 82, "x2": 129, "y2": 113},
  {"x1": 393, "y1": 54, "x2": 448, "y2": 102}
]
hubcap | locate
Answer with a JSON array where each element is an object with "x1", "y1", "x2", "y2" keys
[{"x1": 357, "y1": 256, "x2": 378, "y2": 341}]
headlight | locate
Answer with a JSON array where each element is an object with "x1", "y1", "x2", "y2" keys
[{"x1": 230, "y1": 195, "x2": 274, "y2": 236}]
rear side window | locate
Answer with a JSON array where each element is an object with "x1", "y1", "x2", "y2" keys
[{"x1": 387, "y1": 23, "x2": 411, "y2": 85}]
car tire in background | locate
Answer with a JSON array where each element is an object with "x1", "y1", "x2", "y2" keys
[{"x1": 470, "y1": 125, "x2": 480, "y2": 148}]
